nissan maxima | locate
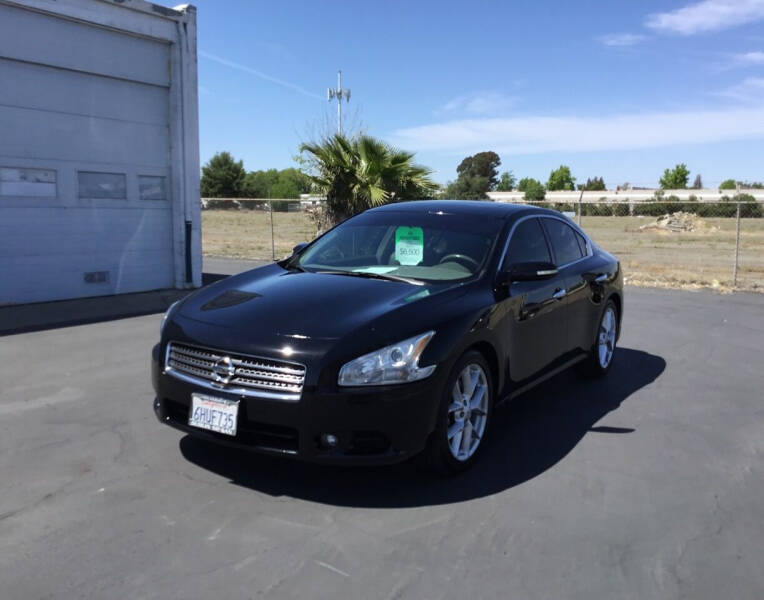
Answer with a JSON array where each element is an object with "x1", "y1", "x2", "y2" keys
[{"x1": 152, "y1": 200, "x2": 622, "y2": 473}]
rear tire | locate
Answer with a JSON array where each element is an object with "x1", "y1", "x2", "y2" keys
[
  {"x1": 426, "y1": 350, "x2": 493, "y2": 474},
  {"x1": 578, "y1": 299, "x2": 618, "y2": 378}
]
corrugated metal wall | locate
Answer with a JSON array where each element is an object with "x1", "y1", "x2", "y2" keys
[{"x1": 0, "y1": 1, "x2": 184, "y2": 304}]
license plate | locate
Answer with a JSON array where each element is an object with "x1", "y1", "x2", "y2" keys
[{"x1": 188, "y1": 393, "x2": 239, "y2": 436}]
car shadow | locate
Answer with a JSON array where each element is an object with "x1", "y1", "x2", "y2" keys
[{"x1": 179, "y1": 347, "x2": 665, "y2": 508}]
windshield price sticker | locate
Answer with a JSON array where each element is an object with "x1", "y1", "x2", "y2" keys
[{"x1": 395, "y1": 226, "x2": 424, "y2": 265}]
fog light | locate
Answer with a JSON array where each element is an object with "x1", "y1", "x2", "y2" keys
[{"x1": 320, "y1": 433, "x2": 338, "y2": 448}]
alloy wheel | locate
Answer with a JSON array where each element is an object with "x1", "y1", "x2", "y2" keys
[
  {"x1": 598, "y1": 306, "x2": 617, "y2": 368},
  {"x1": 447, "y1": 363, "x2": 489, "y2": 461}
]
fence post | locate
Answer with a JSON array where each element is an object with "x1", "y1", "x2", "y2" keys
[
  {"x1": 269, "y1": 200, "x2": 275, "y2": 261},
  {"x1": 577, "y1": 190, "x2": 583, "y2": 226},
  {"x1": 732, "y1": 202, "x2": 741, "y2": 288}
]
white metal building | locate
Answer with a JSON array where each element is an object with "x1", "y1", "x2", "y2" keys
[{"x1": 0, "y1": 0, "x2": 201, "y2": 305}]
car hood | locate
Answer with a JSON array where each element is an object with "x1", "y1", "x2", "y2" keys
[{"x1": 174, "y1": 263, "x2": 469, "y2": 351}]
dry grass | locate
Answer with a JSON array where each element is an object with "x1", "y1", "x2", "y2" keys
[
  {"x1": 202, "y1": 210, "x2": 317, "y2": 260},
  {"x1": 202, "y1": 210, "x2": 764, "y2": 292},
  {"x1": 581, "y1": 216, "x2": 764, "y2": 292}
]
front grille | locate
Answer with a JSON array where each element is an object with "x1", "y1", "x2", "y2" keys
[{"x1": 165, "y1": 342, "x2": 306, "y2": 401}]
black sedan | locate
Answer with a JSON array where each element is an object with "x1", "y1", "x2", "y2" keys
[{"x1": 152, "y1": 200, "x2": 622, "y2": 473}]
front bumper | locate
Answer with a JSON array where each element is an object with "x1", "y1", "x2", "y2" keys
[{"x1": 151, "y1": 344, "x2": 445, "y2": 465}]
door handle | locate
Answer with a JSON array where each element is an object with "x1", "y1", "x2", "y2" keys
[
  {"x1": 552, "y1": 288, "x2": 566, "y2": 300},
  {"x1": 594, "y1": 273, "x2": 608, "y2": 284}
]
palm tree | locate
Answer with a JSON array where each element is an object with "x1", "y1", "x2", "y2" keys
[{"x1": 299, "y1": 134, "x2": 439, "y2": 224}]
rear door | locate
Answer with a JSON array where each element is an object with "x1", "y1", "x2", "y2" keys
[
  {"x1": 501, "y1": 217, "x2": 569, "y2": 382},
  {"x1": 539, "y1": 217, "x2": 592, "y2": 356}
]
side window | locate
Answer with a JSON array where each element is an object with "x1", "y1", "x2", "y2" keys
[
  {"x1": 574, "y1": 231, "x2": 589, "y2": 256},
  {"x1": 506, "y1": 218, "x2": 552, "y2": 266},
  {"x1": 542, "y1": 218, "x2": 584, "y2": 266}
]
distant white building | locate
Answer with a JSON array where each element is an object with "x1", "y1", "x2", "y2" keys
[
  {"x1": 299, "y1": 193, "x2": 326, "y2": 209},
  {"x1": 487, "y1": 189, "x2": 764, "y2": 203},
  {"x1": 0, "y1": 0, "x2": 201, "y2": 305}
]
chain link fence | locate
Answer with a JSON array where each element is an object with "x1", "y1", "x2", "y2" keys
[
  {"x1": 201, "y1": 197, "x2": 764, "y2": 292},
  {"x1": 201, "y1": 198, "x2": 320, "y2": 262},
  {"x1": 533, "y1": 198, "x2": 764, "y2": 292}
]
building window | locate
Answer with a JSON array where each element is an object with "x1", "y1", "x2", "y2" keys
[
  {"x1": 139, "y1": 175, "x2": 167, "y2": 201},
  {"x1": 0, "y1": 167, "x2": 56, "y2": 197},
  {"x1": 78, "y1": 171, "x2": 126, "y2": 199}
]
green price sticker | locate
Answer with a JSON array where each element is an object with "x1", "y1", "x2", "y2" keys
[{"x1": 395, "y1": 226, "x2": 424, "y2": 266}]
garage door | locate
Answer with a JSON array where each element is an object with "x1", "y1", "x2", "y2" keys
[{"x1": 0, "y1": 3, "x2": 175, "y2": 305}]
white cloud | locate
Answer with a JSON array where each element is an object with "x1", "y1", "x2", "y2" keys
[
  {"x1": 437, "y1": 92, "x2": 517, "y2": 116},
  {"x1": 732, "y1": 50, "x2": 764, "y2": 65},
  {"x1": 391, "y1": 105, "x2": 764, "y2": 155},
  {"x1": 598, "y1": 33, "x2": 646, "y2": 46},
  {"x1": 645, "y1": 0, "x2": 764, "y2": 35},
  {"x1": 198, "y1": 50, "x2": 322, "y2": 100},
  {"x1": 716, "y1": 76, "x2": 764, "y2": 102}
]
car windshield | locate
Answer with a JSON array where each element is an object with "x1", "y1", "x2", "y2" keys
[{"x1": 296, "y1": 209, "x2": 504, "y2": 282}]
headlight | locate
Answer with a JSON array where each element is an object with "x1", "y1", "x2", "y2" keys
[
  {"x1": 338, "y1": 331, "x2": 436, "y2": 386},
  {"x1": 160, "y1": 300, "x2": 181, "y2": 336}
]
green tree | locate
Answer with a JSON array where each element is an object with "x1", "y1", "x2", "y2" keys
[
  {"x1": 270, "y1": 168, "x2": 311, "y2": 199},
  {"x1": 201, "y1": 152, "x2": 246, "y2": 197},
  {"x1": 445, "y1": 177, "x2": 490, "y2": 199},
  {"x1": 719, "y1": 179, "x2": 737, "y2": 190},
  {"x1": 448, "y1": 151, "x2": 502, "y2": 199},
  {"x1": 299, "y1": 134, "x2": 439, "y2": 224},
  {"x1": 659, "y1": 163, "x2": 690, "y2": 189},
  {"x1": 242, "y1": 169, "x2": 279, "y2": 197},
  {"x1": 578, "y1": 176, "x2": 606, "y2": 191},
  {"x1": 241, "y1": 168, "x2": 312, "y2": 199},
  {"x1": 517, "y1": 177, "x2": 546, "y2": 201},
  {"x1": 546, "y1": 165, "x2": 576, "y2": 191},
  {"x1": 496, "y1": 170, "x2": 516, "y2": 191}
]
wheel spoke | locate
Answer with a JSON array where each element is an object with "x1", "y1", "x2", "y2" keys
[
  {"x1": 450, "y1": 428, "x2": 463, "y2": 455},
  {"x1": 447, "y1": 421, "x2": 463, "y2": 440},
  {"x1": 460, "y1": 420, "x2": 473, "y2": 454},
  {"x1": 459, "y1": 370, "x2": 469, "y2": 396},
  {"x1": 462, "y1": 368, "x2": 477, "y2": 398},
  {"x1": 469, "y1": 385, "x2": 486, "y2": 410},
  {"x1": 448, "y1": 401, "x2": 462, "y2": 415}
]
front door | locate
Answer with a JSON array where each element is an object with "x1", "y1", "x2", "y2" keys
[{"x1": 500, "y1": 217, "x2": 569, "y2": 382}]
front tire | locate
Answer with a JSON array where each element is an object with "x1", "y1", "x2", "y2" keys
[
  {"x1": 579, "y1": 299, "x2": 618, "y2": 377},
  {"x1": 427, "y1": 350, "x2": 493, "y2": 474}
]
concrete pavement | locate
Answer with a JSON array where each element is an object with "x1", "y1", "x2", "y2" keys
[{"x1": 1, "y1": 260, "x2": 762, "y2": 599}]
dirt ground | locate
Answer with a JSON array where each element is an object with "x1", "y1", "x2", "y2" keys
[
  {"x1": 202, "y1": 210, "x2": 318, "y2": 261},
  {"x1": 581, "y1": 215, "x2": 764, "y2": 291},
  {"x1": 201, "y1": 210, "x2": 764, "y2": 292}
]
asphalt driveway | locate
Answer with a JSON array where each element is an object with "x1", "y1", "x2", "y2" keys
[{"x1": 1, "y1": 260, "x2": 762, "y2": 599}]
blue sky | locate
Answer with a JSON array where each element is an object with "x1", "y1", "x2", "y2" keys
[{"x1": 193, "y1": 0, "x2": 764, "y2": 187}]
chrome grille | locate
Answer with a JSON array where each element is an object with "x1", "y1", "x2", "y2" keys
[{"x1": 165, "y1": 342, "x2": 306, "y2": 401}]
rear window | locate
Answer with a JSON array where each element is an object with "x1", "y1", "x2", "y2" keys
[{"x1": 542, "y1": 218, "x2": 585, "y2": 266}]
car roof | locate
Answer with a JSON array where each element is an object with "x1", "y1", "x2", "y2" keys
[{"x1": 367, "y1": 200, "x2": 549, "y2": 219}]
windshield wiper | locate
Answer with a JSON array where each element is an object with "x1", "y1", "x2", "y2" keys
[{"x1": 316, "y1": 270, "x2": 424, "y2": 286}]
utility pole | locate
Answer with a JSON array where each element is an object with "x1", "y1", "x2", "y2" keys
[{"x1": 327, "y1": 70, "x2": 350, "y2": 136}]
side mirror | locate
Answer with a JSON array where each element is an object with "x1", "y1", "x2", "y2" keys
[
  {"x1": 292, "y1": 242, "x2": 308, "y2": 255},
  {"x1": 501, "y1": 261, "x2": 558, "y2": 284}
]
